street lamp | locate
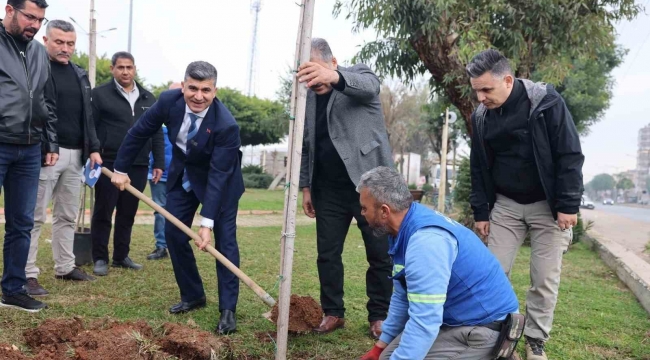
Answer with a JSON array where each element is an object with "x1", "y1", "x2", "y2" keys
[{"x1": 438, "y1": 109, "x2": 456, "y2": 213}]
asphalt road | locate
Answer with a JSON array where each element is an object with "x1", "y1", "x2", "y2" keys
[{"x1": 583, "y1": 204, "x2": 650, "y2": 223}]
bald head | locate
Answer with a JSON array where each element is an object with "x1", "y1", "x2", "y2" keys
[{"x1": 169, "y1": 82, "x2": 182, "y2": 90}]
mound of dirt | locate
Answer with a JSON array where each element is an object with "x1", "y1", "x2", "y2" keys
[
  {"x1": 0, "y1": 343, "x2": 28, "y2": 360},
  {"x1": 17, "y1": 318, "x2": 229, "y2": 360},
  {"x1": 270, "y1": 294, "x2": 322, "y2": 333}
]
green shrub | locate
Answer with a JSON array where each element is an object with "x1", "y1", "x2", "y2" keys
[
  {"x1": 408, "y1": 183, "x2": 418, "y2": 190},
  {"x1": 243, "y1": 173, "x2": 274, "y2": 189},
  {"x1": 242, "y1": 164, "x2": 264, "y2": 174},
  {"x1": 422, "y1": 183, "x2": 434, "y2": 193},
  {"x1": 453, "y1": 156, "x2": 474, "y2": 229}
]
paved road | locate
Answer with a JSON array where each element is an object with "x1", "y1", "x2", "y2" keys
[
  {"x1": 585, "y1": 204, "x2": 650, "y2": 223},
  {"x1": 580, "y1": 206, "x2": 650, "y2": 263}
]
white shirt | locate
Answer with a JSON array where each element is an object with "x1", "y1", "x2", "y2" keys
[
  {"x1": 114, "y1": 79, "x2": 139, "y2": 115},
  {"x1": 177, "y1": 105, "x2": 209, "y2": 153},
  {"x1": 179, "y1": 105, "x2": 213, "y2": 228}
]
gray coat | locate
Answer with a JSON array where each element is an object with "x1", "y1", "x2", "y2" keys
[{"x1": 299, "y1": 64, "x2": 393, "y2": 189}]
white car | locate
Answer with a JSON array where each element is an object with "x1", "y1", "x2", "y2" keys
[
  {"x1": 581, "y1": 196, "x2": 595, "y2": 210},
  {"x1": 603, "y1": 198, "x2": 614, "y2": 205}
]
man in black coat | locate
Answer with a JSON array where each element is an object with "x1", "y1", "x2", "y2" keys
[
  {"x1": 467, "y1": 49, "x2": 584, "y2": 360},
  {"x1": 91, "y1": 51, "x2": 164, "y2": 276}
]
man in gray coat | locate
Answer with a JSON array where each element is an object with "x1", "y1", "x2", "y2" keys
[{"x1": 298, "y1": 38, "x2": 393, "y2": 339}]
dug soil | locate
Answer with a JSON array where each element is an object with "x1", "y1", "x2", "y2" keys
[
  {"x1": 15, "y1": 317, "x2": 229, "y2": 360},
  {"x1": 270, "y1": 294, "x2": 322, "y2": 333}
]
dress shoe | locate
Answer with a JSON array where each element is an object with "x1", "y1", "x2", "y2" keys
[
  {"x1": 147, "y1": 247, "x2": 168, "y2": 260},
  {"x1": 55, "y1": 268, "x2": 96, "y2": 281},
  {"x1": 93, "y1": 260, "x2": 109, "y2": 276},
  {"x1": 369, "y1": 320, "x2": 383, "y2": 340},
  {"x1": 313, "y1": 315, "x2": 345, "y2": 335},
  {"x1": 25, "y1": 278, "x2": 48, "y2": 296},
  {"x1": 215, "y1": 309, "x2": 237, "y2": 335},
  {"x1": 169, "y1": 297, "x2": 206, "y2": 314},
  {"x1": 112, "y1": 257, "x2": 143, "y2": 270}
]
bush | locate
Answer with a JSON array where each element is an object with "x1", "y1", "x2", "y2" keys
[
  {"x1": 243, "y1": 173, "x2": 274, "y2": 189},
  {"x1": 242, "y1": 164, "x2": 264, "y2": 175},
  {"x1": 422, "y1": 183, "x2": 434, "y2": 193},
  {"x1": 453, "y1": 156, "x2": 474, "y2": 229},
  {"x1": 572, "y1": 212, "x2": 594, "y2": 244},
  {"x1": 408, "y1": 183, "x2": 417, "y2": 190}
]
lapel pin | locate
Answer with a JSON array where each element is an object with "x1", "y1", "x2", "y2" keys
[{"x1": 206, "y1": 129, "x2": 211, "y2": 134}]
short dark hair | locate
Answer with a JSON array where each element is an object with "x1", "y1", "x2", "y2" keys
[
  {"x1": 46, "y1": 20, "x2": 74, "y2": 35},
  {"x1": 184, "y1": 61, "x2": 218, "y2": 86},
  {"x1": 8, "y1": 0, "x2": 49, "y2": 9},
  {"x1": 466, "y1": 49, "x2": 513, "y2": 78},
  {"x1": 111, "y1": 51, "x2": 135, "y2": 66},
  {"x1": 311, "y1": 38, "x2": 333, "y2": 62}
]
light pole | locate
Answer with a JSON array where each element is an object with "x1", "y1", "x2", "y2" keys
[
  {"x1": 438, "y1": 108, "x2": 457, "y2": 213},
  {"x1": 128, "y1": 0, "x2": 133, "y2": 52}
]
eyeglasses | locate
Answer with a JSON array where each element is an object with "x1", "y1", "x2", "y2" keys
[{"x1": 11, "y1": 6, "x2": 48, "y2": 25}]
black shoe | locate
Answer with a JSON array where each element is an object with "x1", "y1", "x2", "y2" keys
[
  {"x1": 56, "y1": 268, "x2": 96, "y2": 281},
  {"x1": 112, "y1": 257, "x2": 143, "y2": 270},
  {"x1": 215, "y1": 309, "x2": 237, "y2": 335},
  {"x1": 0, "y1": 293, "x2": 48, "y2": 313},
  {"x1": 169, "y1": 297, "x2": 206, "y2": 314},
  {"x1": 147, "y1": 247, "x2": 168, "y2": 260},
  {"x1": 93, "y1": 260, "x2": 109, "y2": 276},
  {"x1": 24, "y1": 278, "x2": 49, "y2": 296}
]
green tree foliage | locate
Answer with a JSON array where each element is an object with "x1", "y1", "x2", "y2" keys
[
  {"x1": 589, "y1": 173, "x2": 616, "y2": 192},
  {"x1": 218, "y1": 88, "x2": 290, "y2": 147},
  {"x1": 334, "y1": 0, "x2": 640, "y2": 134},
  {"x1": 420, "y1": 98, "x2": 464, "y2": 162},
  {"x1": 149, "y1": 81, "x2": 173, "y2": 98},
  {"x1": 453, "y1": 156, "x2": 474, "y2": 229},
  {"x1": 71, "y1": 52, "x2": 145, "y2": 87},
  {"x1": 616, "y1": 177, "x2": 634, "y2": 191}
]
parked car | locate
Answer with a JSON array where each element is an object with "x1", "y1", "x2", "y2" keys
[
  {"x1": 603, "y1": 198, "x2": 614, "y2": 205},
  {"x1": 581, "y1": 196, "x2": 595, "y2": 210}
]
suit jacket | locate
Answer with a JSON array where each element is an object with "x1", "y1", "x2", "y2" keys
[
  {"x1": 114, "y1": 89, "x2": 244, "y2": 221},
  {"x1": 299, "y1": 64, "x2": 393, "y2": 189}
]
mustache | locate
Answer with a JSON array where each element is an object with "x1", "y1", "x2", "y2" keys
[
  {"x1": 56, "y1": 52, "x2": 70, "y2": 57},
  {"x1": 24, "y1": 27, "x2": 38, "y2": 34}
]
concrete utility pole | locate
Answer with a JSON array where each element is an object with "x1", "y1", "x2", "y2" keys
[
  {"x1": 89, "y1": 0, "x2": 97, "y2": 88},
  {"x1": 438, "y1": 109, "x2": 457, "y2": 213},
  {"x1": 128, "y1": 0, "x2": 133, "y2": 52}
]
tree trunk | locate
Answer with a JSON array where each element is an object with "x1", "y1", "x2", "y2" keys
[{"x1": 410, "y1": 34, "x2": 475, "y2": 136}]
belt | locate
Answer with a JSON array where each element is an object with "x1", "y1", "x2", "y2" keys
[{"x1": 483, "y1": 321, "x2": 504, "y2": 332}]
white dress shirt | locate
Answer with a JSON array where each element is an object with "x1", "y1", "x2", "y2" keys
[{"x1": 114, "y1": 79, "x2": 139, "y2": 115}]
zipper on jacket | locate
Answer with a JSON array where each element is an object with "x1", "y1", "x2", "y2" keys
[{"x1": 8, "y1": 35, "x2": 33, "y2": 143}]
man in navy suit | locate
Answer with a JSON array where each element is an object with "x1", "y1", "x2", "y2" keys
[{"x1": 110, "y1": 61, "x2": 244, "y2": 335}]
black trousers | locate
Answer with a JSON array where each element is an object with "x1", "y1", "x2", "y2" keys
[
  {"x1": 164, "y1": 178, "x2": 240, "y2": 310},
  {"x1": 91, "y1": 162, "x2": 148, "y2": 262},
  {"x1": 312, "y1": 183, "x2": 393, "y2": 322}
]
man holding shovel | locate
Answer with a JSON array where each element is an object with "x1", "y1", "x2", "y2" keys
[{"x1": 110, "y1": 61, "x2": 245, "y2": 335}]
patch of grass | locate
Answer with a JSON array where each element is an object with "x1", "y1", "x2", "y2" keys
[
  {"x1": 645, "y1": 240, "x2": 650, "y2": 254},
  {"x1": 0, "y1": 224, "x2": 649, "y2": 359},
  {"x1": 0, "y1": 187, "x2": 291, "y2": 213}
]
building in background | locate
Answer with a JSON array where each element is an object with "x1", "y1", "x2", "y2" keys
[{"x1": 635, "y1": 125, "x2": 650, "y2": 193}]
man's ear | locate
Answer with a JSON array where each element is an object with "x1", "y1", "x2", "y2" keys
[
  {"x1": 504, "y1": 74, "x2": 514, "y2": 89},
  {"x1": 331, "y1": 57, "x2": 338, "y2": 69},
  {"x1": 381, "y1": 204, "x2": 391, "y2": 218}
]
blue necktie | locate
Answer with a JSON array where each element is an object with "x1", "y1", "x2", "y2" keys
[{"x1": 182, "y1": 113, "x2": 199, "y2": 192}]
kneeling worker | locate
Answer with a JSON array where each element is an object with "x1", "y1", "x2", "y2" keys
[{"x1": 358, "y1": 166, "x2": 520, "y2": 360}]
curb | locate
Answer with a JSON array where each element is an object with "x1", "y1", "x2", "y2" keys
[
  {"x1": 583, "y1": 230, "x2": 650, "y2": 315},
  {"x1": 0, "y1": 208, "x2": 281, "y2": 216}
]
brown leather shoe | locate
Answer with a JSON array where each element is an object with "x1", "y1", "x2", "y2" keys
[
  {"x1": 313, "y1": 315, "x2": 345, "y2": 335},
  {"x1": 369, "y1": 320, "x2": 383, "y2": 340}
]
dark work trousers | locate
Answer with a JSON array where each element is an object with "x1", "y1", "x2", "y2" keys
[
  {"x1": 164, "y1": 178, "x2": 240, "y2": 310},
  {"x1": 312, "y1": 183, "x2": 393, "y2": 322},
  {"x1": 91, "y1": 162, "x2": 148, "y2": 262}
]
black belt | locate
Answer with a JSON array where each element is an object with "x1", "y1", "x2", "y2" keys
[{"x1": 483, "y1": 321, "x2": 504, "y2": 332}]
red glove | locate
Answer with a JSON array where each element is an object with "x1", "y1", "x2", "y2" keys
[{"x1": 360, "y1": 344, "x2": 385, "y2": 360}]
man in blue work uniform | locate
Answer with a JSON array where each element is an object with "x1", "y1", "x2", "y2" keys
[{"x1": 357, "y1": 166, "x2": 519, "y2": 360}]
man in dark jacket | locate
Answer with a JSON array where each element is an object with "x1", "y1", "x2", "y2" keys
[
  {"x1": 91, "y1": 51, "x2": 164, "y2": 276},
  {"x1": 0, "y1": 0, "x2": 58, "y2": 313},
  {"x1": 467, "y1": 49, "x2": 584, "y2": 360},
  {"x1": 25, "y1": 19, "x2": 100, "y2": 297}
]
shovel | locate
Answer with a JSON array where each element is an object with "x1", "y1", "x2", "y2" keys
[{"x1": 98, "y1": 167, "x2": 276, "y2": 307}]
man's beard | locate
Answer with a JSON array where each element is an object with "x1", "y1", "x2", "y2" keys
[
  {"x1": 370, "y1": 222, "x2": 390, "y2": 238},
  {"x1": 9, "y1": 15, "x2": 37, "y2": 42}
]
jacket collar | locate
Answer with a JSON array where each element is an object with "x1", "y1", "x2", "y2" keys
[{"x1": 110, "y1": 77, "x2": 150, "y2": 100}]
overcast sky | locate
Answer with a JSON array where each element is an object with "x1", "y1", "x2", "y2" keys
[{"x1": 4, "y1": 0, "x2": 649, "y2": 183}]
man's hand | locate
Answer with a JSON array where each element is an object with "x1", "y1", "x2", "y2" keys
[
  {"x1": 475, "y1": 221, "x2": 490, "y2": 238},
  {"x1": 111, "y1": 172, "x2": 131, "y2": 191},
  {"x1": 557, "y1": 212, "x2": 577, "y2": 231},
  {"x1": 152, "y1": 168, "x2": 163, "y2": 184},
  {"x1": 196, "y1": 227, "x2": 212, "y2": 251},
  {"x1": 89, "y1": 152, "x2": 102, "y2": 168},
  {"x1": 44, "y1": 153, "x2": 59, "y2": 166},
  {"x1": 359, "y1": 343, "x2": 387, "y2": 360},
  {"x1": 297, "y1": 62, "x2": 339, "y2": 88},
  {"x1": 302, "y1": 188, "x2": 316, "y2": 218}
]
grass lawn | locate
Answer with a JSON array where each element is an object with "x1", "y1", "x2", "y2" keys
[
  {"x1": 0, "y1": 187, "x2": 291, "y2": 213},
  {"x1": 0, "y1": 224, "x2": 649, "y2": 359}
]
